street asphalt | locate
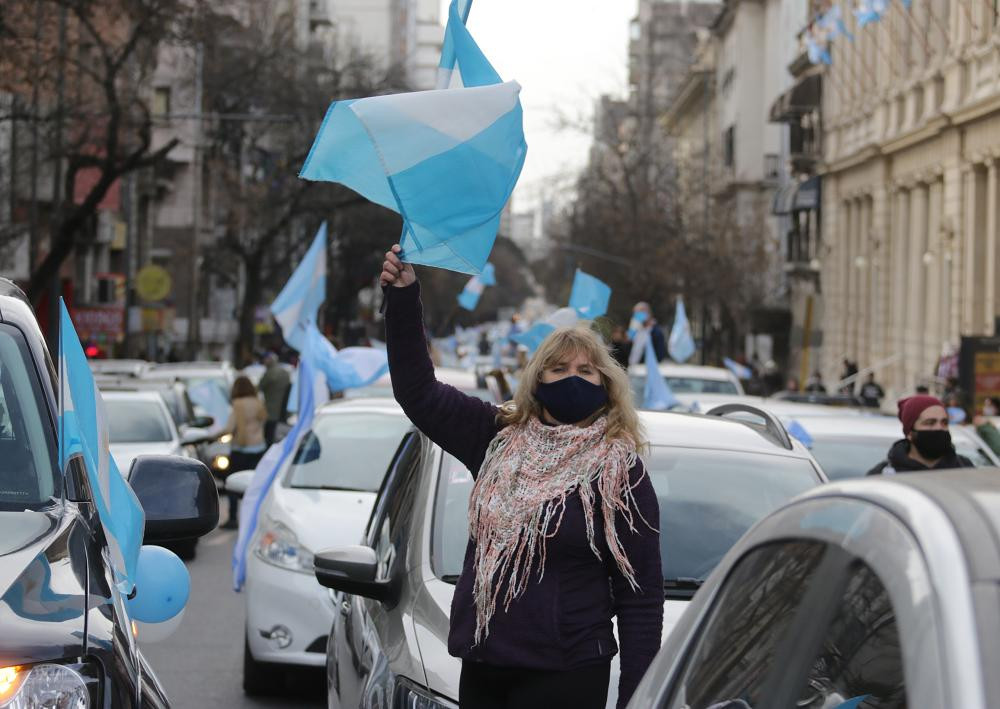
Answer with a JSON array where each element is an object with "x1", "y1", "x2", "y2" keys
[{"x1": 140, "y1": 525, "x2": 326, "y2": 708}]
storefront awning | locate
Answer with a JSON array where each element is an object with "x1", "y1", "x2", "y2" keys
[
  {"x1": 772, "y1": 181, "x2": 798, "y2": 215},
  {"x1": 772, "y1": 176, "x2": 821, "y2": 215}
]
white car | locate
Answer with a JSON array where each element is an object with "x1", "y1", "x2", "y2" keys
[
  {"x1": 628, "y1": 363, "x2": 745, "y2": 403},
  {"x1": 102, "y1": 389, "x2": 190, "y2": 473},
  {"x1": 316, "y1": 404, "x2": 827, "y2": 709},
  {"x1": 785, "y1": 413, "x2": 1000, "y2": 480},
  {"x1": 229, "y1": 397, "x2": 413, "y2": 695},
  {"x1": 344, "y1": 366, "x2": 496, "y2": 402}
]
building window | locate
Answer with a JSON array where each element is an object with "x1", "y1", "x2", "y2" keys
[
  {"x1": 153, "y1": 87, "x2": 171, "y2": 118},
  {"x1": 723, "y1": 126, "x2": 735, "y2": 168},
  {"x1": 765, "y1": 154, "x2": 780, "y2": 179}
]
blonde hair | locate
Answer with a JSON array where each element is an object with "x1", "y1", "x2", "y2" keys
[{"x1": 499, "y1": 326, "x2": 646, "y2": 449}]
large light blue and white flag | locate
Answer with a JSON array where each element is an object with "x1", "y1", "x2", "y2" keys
[
  {"x1": 643, "y1": 337, "x2": 679, "y2": 411},
  {"x1": 59, "y1": 301, "x2": 144, "y2": 594},
  {"x1": 668, "y1": 298, "x2": 696, "y2": 363},
  {"x1": 299, "y1": 1, "x2": 526, "y2": 276},
  {"x1": 234, "y1": 356, "x2": 323, "y2": 590},
  {"x1": 270, "y1": 223, "x2": 327, "y2": 351},
  {"x1": 307, "y1": 325, "x2": 388, "y2": 392},
  {"x1": 723, "y1": 357, "x2": 753, "y2": 381},
  {"x1": 568, "y1": 269, "x2": 611, "y2": 319}
]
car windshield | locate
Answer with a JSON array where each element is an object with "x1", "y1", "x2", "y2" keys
[
  {"x1": 0, "y1": 324, "x2": 60, "y2": 508},
  {"x1": 106, "y1": 400, "x2": 173, "y2": 443},
  {"x1": 284, "y1": 412, "x2": 411, "y2": 491},
  {"x1": 808, "y1": 433, "x2": 994, "y2": 480},
  {"x1": 431, "y1": 446, "x2": 819, "y2": 585},
  {"x1": 630, "y1": 375, "x2": 739, "y2": 404}
]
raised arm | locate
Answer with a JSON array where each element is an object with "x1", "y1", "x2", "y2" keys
[
  {"x1": 381, "y1": 246, "x2": 499, "y2": 474},
  {"x1": 608, "y1": 461, "x2": 664, "y2": 708}
]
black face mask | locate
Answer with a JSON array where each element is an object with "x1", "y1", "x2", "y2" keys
[
  {"x1": 534, "y1": 376, "x2": 608, "y2": 424},
  {"x1": 910, "y1": 429, "x2": 953, "y2": 460}
]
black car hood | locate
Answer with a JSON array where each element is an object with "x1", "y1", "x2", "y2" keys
[{"x1": 0, "y1": 507, "x2": 106, "y2": 665}]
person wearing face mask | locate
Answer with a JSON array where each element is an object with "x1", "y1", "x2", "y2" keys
[
  {"x1": 380, "y1": 245, "x2": 662, "y2": 709},
  {"x1": 866, "y1": 395, "x2": 974, "y2": 476}
]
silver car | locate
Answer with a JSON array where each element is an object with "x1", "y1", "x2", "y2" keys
[
  {"x1": 314, "y1": 405, "x2": 827, "y2": 709},
  {"x1": 627, "y1": 468, "x2": 1000, "y2": 709}
]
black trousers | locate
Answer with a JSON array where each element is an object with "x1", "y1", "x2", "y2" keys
[
  {"x1": 458, "y1": 659, "x2": 611, "y2": 709},
  {"x1": 225, "y1": 450, "x2": 264, "y2": 523}
]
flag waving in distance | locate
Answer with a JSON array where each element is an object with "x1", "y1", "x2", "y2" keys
[
  {"x1": 568, "y1": 269, "x2": 611, "y2": 319},
  {"x1": 668, "y1": 298, "x2": 696, "y2": 363},
  {"x1": 643, "y1": 337, "x2": 679, "y2": 411},
  {"x1": 298, "y1": 0, "x2": 526, "y2": 276},
  {"x1": 457, "y1": 263, "x2": 496, "y2": 311},
  {"x1": 270, "y1": 222, "x2": 327, "y2": 352}
]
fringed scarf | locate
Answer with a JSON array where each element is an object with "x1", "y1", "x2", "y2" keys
[{"x1": 467, "y1": 415, "x2": 647, "y2": 644}]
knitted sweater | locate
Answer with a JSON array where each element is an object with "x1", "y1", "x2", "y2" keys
[{"x1": 385, "y1": 281, "x2": 663, "y2": 707}]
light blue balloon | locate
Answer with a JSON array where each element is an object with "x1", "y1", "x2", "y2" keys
[{"x1": 127, "y1": 545, "x2": 190, "y2": 623}]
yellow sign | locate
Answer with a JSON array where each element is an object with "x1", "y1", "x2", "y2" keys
[{"x1": 136, "y1": 265, "x2": 171, "y2": 302}]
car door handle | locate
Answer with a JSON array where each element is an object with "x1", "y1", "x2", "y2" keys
[{"x1": 340, "y1": 600, "x2": 351, "y2": 617}]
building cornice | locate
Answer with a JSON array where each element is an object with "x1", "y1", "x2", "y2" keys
[{"x1": 661, "y1": 70, "x2": 712, "y2": 133}]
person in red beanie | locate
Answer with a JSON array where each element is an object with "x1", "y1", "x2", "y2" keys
[{"x1": 866, "y1": 395, "x2": 974, "y2": 475}]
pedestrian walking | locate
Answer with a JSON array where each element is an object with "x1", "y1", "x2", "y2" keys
[
  {"x1": 257, "y1": 351, "x2": 291, "y2": 445},
  {"x1": 866, "y1": 395, "x2": 974, "y2": 476},
  {"x1": 840, "y1": 358, "x2": 858, "y2": 395},
  {"x1": 221, "y1": 376, "x2": 268, "y2": 529},
  {"x1": 380, "y1": 245, "x2": 662, "y2": 709},
  {"x1": 859, "y1": 372, "x2": 885, "y2": 408}
]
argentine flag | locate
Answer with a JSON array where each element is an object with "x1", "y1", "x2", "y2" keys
[
  {"x1": 234, "y1": 356, "x2": 323, "y2": 591},
  {"x1": 723, "y1": 357, "x2": 753, "y2": 380},
  {"x1": 568, "y1": 269, "x2": 611, "y2": 319},
  {"x1": 457, "y1": 262, "x2": 496, "y2": 311},
  {"x1": 668, "y1": 298, "x2": 696, "y2": 363},
  {"x1": 643, "y1": 336, "x2": 679, "y2": 411},
  {"x1": 271, "y1": 223, "x2": 327, "y2": 352},
  {"x1": 299, "y1": 0, "x2": 526, "y2": 276},
  {"x1": 59, "y1": 301, "x2": 144, "y2": 594}
]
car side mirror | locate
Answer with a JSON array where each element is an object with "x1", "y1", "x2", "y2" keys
[
  {"x1": 129, "y1": 455, "x2": 219, "y2": 543},
  {"x1": 314, "y1": 546, "x2": 391, "y2": 602},
  {"x1": 180, "y1": 426, "x2": 216, "y2": 446},
  {"x1": 224, "y1": 470, "x2": 255, "y2": 497},
  {"x1": 190, "y1": 415, "x2": 215, "y2": 429}
]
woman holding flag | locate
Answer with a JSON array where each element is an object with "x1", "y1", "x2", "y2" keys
[{"x1": 381, "y1": 245, "x2": 663, "y2": 709}]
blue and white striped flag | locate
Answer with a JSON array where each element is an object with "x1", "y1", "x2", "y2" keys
[
  {"x1": 234, "y1": 356, "x2": 322, "y2": 591},
  {"x1": 568, "y1": 269, "x2": 611, "y2": 319},
  {"x1": 668, "y1": 298, "x2": 696, "y2": 363},
  {"x1": 59, "y1": 300, "x2": 144, "y2": 594},
  {"x1": 437, "y1": 0, "x2": 482, "y2": 89},
  {"x1": 457, "y1": 262, "x2": 495, "y2": 311},
  {"x1": 271, "y1": 223, "x2": 327, "y2": 352},
  {"x1": 643, "y1": 336, "x2": 679, "y2": 411},
  {"x1": 299, "y1": 0, "x2": 526, "y2": 276},
  {"x1": 723, "y1": 357, "x2": 753, "y2": 380}
]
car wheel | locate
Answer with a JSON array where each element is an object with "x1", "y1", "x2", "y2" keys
[{"x1": 243, "y1": 634, "x2": 284, "y2": 695}]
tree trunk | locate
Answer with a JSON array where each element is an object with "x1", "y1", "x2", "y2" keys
[{"x1": 237, "y1": 252, "x2": 263, "y2": 367}]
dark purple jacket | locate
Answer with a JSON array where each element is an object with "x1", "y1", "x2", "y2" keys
[{"x1": 385, "y1": 282, "x2": 663, "y2": 707}]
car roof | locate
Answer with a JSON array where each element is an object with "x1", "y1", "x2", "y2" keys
[
  {"x1": 317, "y1": 397, "x2": 407, "y2": 416},
  {"x1": 797, "y1": 468, "x2": 1000, "y2": 583},
  {"x1": 101, "y1": 389, "x2": 166, "y2": 403},
  {"x1": 639, "y1": 409, "x2": 817, "y2": 461},
  {"x1": 628, "y1": 363, "x2": 738, "y2": 381}
]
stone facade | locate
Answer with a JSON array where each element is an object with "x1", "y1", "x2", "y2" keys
[{"x1": 819, "y1": 0, "x2": 1000, "y2": 396}]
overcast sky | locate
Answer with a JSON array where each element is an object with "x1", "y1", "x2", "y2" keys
[{"x1": 456, "y1": 0, "x2": 638, "y2": 209}]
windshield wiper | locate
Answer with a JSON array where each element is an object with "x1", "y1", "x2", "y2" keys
[
  {"x1": 439, "y1": 574, "x2": 460, "y2": 584},
  {"x1": 663, "y1": 577, "x2": 704, "y2": 590},
  {"x1": 290, "y1": 485, "x2": 367, "y2": 492}
]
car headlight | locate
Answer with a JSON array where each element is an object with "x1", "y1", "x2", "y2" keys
[
  {"x1": 254, "y1": 518, "x2": 314, "y2": 573},
  {"x1": 219, "y1": 433, "x2": 233, "y2": 444},
  {"x1": 212, "y1": 454, "x2": 230, "y2": 471},
  {"x1": 0, "y1": 661, "x2": 100, "y2": 708},
  {"x1": 394, "y1": 677, "x2": 457, "y2": 709}
]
